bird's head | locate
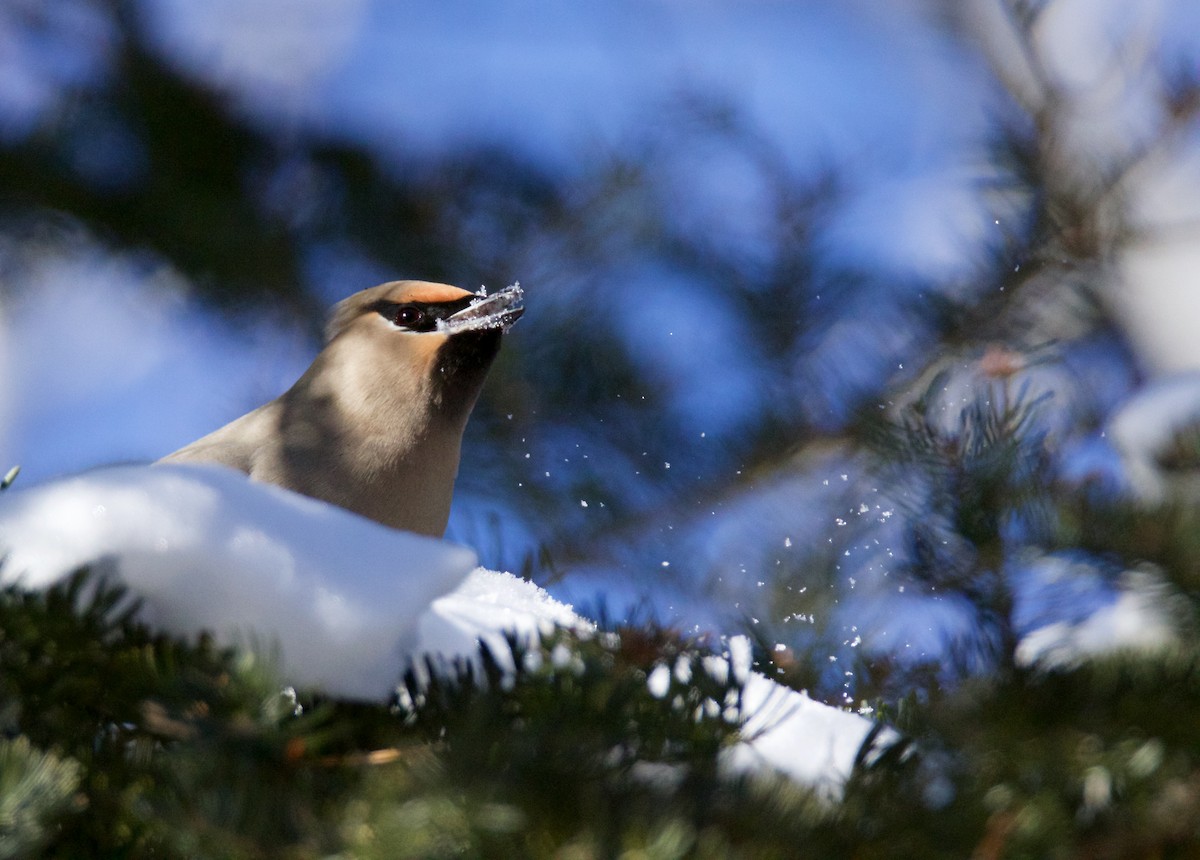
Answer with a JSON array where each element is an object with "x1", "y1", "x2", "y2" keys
[{"x1": 320, "y1": 280, "x2": 524, "y2": 424}]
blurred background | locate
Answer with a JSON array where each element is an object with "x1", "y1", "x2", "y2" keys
[{"x1": 4, "y1": 0, "x2": 1200, "y2": 702}]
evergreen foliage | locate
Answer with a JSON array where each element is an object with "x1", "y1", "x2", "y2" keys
[
  {"x1": 0, "y1": 569, "x2": 840, "y2": 857},
  {"x1": 3, "y1": 443, "x2": 1200, "y2": 858}
]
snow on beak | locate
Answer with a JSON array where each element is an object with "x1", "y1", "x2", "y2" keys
[{"x1": 438, "y1": 282, "x2": 526, "y2": 334}]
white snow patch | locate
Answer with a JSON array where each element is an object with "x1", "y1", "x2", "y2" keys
[
  {"x1": 646, "y1": 663, "x2": 671, "y2": 699},
  {"x1": 727, "y1": 634, "x2": 753, "y2": 683},
  {"x1": 0, "y1": 463, "x2": 475, "y2": 699},
  {"x1": 1016, "y1": 573, "x2": 1177, "y2": 669},
  {"x1": 724, "y1": 672, "x2": 881, "y2": 796},
  {"x1": 415, "y1": 567, "x2": 588, "y2": 677},
  {"x1": 1108, "y1": 374, "x2": 1200, "y2": 501}
]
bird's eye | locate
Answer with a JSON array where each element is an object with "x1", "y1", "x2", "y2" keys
[{"x1": 392, "y1": 305, "x2": 427, "y2": 329}]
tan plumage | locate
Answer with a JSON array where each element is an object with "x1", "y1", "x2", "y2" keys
[{"x1": 161, "y1": 280, "x2": 523, "y2": 537}]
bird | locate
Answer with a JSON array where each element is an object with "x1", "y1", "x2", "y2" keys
[{"x1": 160, "y1": 280, "x2": 524, "y2": 537}]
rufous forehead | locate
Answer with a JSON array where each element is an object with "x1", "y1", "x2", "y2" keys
[{"x1": 376, "y1": 280, "x2": 473, "y2": 304}]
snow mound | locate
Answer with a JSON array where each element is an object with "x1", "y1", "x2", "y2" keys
[{"x1": 0, "y1": 463, "x2": 475, "y2": 698}]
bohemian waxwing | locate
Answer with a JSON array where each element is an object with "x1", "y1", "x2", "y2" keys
[{"x1": 160, "y1": 280, "x2": 524, "y2": 537}]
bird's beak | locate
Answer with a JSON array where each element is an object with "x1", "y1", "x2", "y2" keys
[{"x1": 439, "y1": 283, "x2": 526, "y2": 334}]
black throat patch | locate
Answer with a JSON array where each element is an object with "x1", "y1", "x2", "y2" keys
[{"x1": 431, "y1": 328, "x2": 504, "y2": 419}]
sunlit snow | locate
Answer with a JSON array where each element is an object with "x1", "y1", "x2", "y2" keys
[
  {"x1": 0, "y1": 463, "x2": 474, "y2": 699},
  {"x1": 1016, "y1": 571, "x2": 1177, "y2": 669}
]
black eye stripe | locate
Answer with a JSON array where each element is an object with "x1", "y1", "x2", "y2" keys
[{"x1": 372, "y1": 297, "x2": 475, "y2": 331}]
